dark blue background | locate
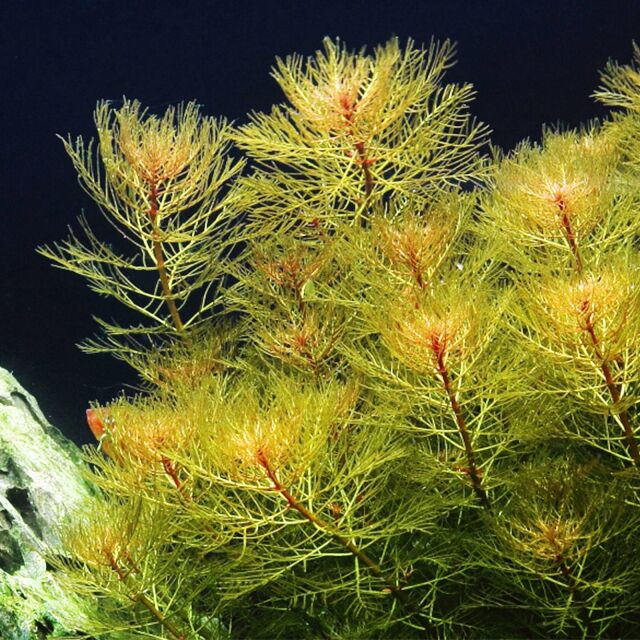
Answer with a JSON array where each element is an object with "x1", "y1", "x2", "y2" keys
[{"x1": 2, "y1": 0, "x2": 638, "y2": 445}]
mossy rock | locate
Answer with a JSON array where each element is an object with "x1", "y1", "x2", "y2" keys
[{"x1": 0, "y1": 367, "x2": 97, "y2": 639}]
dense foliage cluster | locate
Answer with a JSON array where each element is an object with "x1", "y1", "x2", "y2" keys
[{"x1": 40, "y1": 38, "x2": 640, "y2": 638}]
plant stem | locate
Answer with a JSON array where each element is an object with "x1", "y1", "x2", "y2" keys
[
  {"x1": 555, "y1": 196, "x2": 583, "y2": 272},
  {"x1": 433, "y1": 345, "x2": 490, "y2": 509},
  {"x1": 294, "y1": 286, "x2": 306, "y2": 317},
  {"x1": 354, "y1": 140, "x2": 374, "y2": 201},
  {"x1": 557, "y1": 199, "x2": 638, "y2": 463},
  {"x1": 256, "y1": 451, "x2": 434, "y2": 634},
  {"x1": 148, "y1": 183, "x2": 187, "y2": 335},
  {"x1": 107, "y1": 551, "x2": 187, "y2": 640},
  {"x1": 550, "y1": 547, "x2": 596, "y2": 634},
  {"x1": 161, "y1": 455, "x2": 190, "y2": 496},
  {"x1": 557, "y1": 198, "x2": 640, "y2": 464},
  {"x1": 583, "y1": 320, "x2": 640, "y2": 464},
  {"x1": 339, "y1": 97, "x2": 374, "y2": 222},
  {"x1": 560, "y1": 211, "x2": 584, "y2": 273}
]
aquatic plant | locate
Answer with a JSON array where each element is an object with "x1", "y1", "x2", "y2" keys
[
  {"x1": 38, "y1": 99, "x2": 244, "y2": 372},
  {"x1": 41, "y1": 38, "x2": 640, "y2": 639}
]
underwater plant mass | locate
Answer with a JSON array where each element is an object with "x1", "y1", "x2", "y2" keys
[{"x1": 37, "y1": 37, "x2": 640, "y2": 638}]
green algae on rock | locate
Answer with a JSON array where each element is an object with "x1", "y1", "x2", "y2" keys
[{"x1": 0, "y1": 367, "x2": 96, "y2": 639}]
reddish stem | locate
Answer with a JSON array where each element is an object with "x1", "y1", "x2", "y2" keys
[
  {"x1": 106, "y1": 551, "x2": 186, "y2": 640},
  {"x1": 431, "y1": 338, "x2": 490, "y2": 508},
  {"x1": 148, "y1": 183, "x2": 186, "y2": 335},
  {"x1": 340, "y1": 96, "x2": 374, "y2": 207},
  {"x1": 255, "y1": 451, "x2": 433, "y2": 633},
  {"x1": 407, "y1": 248, "x2": 426, "y2": 290},
  {"x1": 354, "y1": 140, "x2": 374, "y2": 200},
  {"x1": 555, "y1": 196, "x2": 638, "y2": 463},
  {"x1": 161, "y1": 455, "x2": 188, "y2": 494},
  {"x1": 583, "y1": 319, "x2": 639, "y2": 463},
  {"x1": 554, "y1": 552, "x2": 577, "y2": 593},
  {"x1": 554, "y1": 196, "x2": 584, "y2": 272}
]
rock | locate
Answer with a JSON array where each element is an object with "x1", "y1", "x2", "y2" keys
[{"x1": 0, "y1": 367, "x2": 95, "y2": 639}]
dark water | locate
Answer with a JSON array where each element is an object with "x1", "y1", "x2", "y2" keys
[{"x1": 2, "y1": 0, "x2": 639, "y2": 444}]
